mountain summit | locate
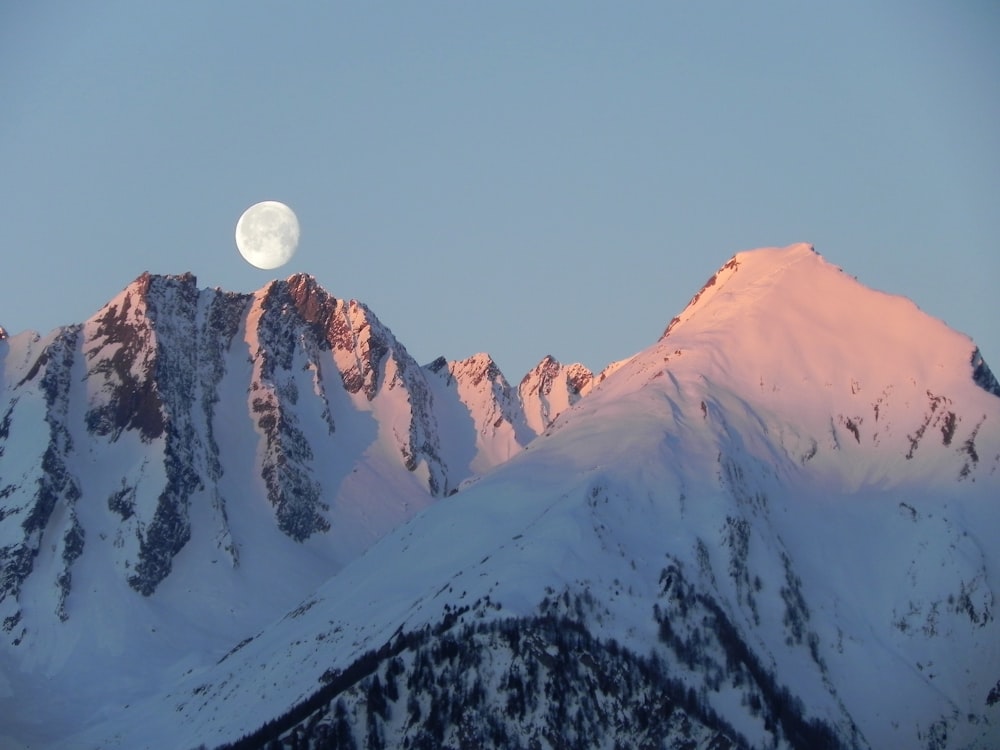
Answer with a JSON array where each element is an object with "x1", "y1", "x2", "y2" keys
[{"x1": 1, "y1": 245, "x2": 998, "y2": 749}]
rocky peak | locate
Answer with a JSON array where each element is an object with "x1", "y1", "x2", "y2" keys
[
  {"x1": 283, "y1": 273, "x2": 341, "y2": 348},
  {"x1": 449, "y1": 352, "x2": 502, "y2": 388},
  {"x1": 519, "y1": 355, "x2": 595, "y2": 434},
  {"x1": 273, "y1": 274, "x2": 392, "y2": 384},
  {"x1": 520, "y1": 355, "x2": 594, "y2": 400},
  {"x1": 251, "y1": 275, "x2": 450, "y2": 496},
  {"x1": 519, "y1": 355, "x2": 563, "y2": 395}
]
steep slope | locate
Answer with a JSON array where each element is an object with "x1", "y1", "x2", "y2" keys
[{"x1": 57, "y1": 244, "x2": 999, "y2": 750}]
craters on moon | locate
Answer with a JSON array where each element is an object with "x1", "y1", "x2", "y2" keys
[{"x1": 235, "y1": 201, "x2": 300, "y2": 269}]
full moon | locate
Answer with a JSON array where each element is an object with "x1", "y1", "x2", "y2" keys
[{"x1": 234, "y1": 201, "x2": 300, "y2": 269}]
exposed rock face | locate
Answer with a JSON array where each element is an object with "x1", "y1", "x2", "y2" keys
[
  {"x1": 248, "y1": 278, "x2": 330, "y2": 542},
  {"x1": 0, "y1": 272, "x2": 592, "y2": 624},
  {"x1": 77, "y1": 273, "x2": 228, "y2": 595},
  {"x1": 127, "y1": 274, "x2": 204, "y2": 595},
  {"x1": 519, "y1": 355, "x2": 595, "y2": 434},
  {"x1": 84, "y1": 273, "x2": 166, "y2": 442},
  {"x1": 0, "y1": 326, "x2": 82, "y2": 635},
  {"x1": 971, "y1": 347, "x2": 1000, "y2": 398}
]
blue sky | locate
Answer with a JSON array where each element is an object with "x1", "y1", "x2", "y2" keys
[{"x1": 2, "y1": 2, "x2": 998, "y2": 380}]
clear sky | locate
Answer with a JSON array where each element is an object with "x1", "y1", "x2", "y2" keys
[{"x1": 2, "y1": 1, "x2": 998, "y2": 380}]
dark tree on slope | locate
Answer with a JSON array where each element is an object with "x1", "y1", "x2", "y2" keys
[{"x1": 212, "y1": 607, "x2": 859, "y2": 750}]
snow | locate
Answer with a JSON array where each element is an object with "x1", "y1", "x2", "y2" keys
[{"x1": 2, "y1": 245, "x2": 999, "y2": 749}]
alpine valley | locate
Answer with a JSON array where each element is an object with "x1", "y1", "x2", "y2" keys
[{"x1": 1, "y1": 244, "x2": 998, "y2": 750}]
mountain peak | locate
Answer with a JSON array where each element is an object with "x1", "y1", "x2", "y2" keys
[
  {"x1": 283, "y1": 271, "x2": 327, "y2": 308},
  {"x1": 655, "y1": 244, "x2": 970, "y2": 390},
  {"x1": 584, "y1": 243, "x2": 1000, "y2": 493},
  {"x1": 448, "y1": 352, "x2": 502, "y2": 385},
  {"x1": 663, "y1": 243, "x2": 821, "y2": 338},
  {"x1": 518, "y1": 354, "x2": 595, "y2": 433}
]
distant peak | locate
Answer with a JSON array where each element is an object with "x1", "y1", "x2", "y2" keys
[
  {"x1": 437, "y1": 353, "x2": 503, "y2": 390},
  {"x1": 534, "y1": 354, "x2": 561, "y2": 371},
  {"x1": 519, "y1": 355, "x2": 594, "y2": 394},
  {"x1": 453, "y1": 352, "x2": 498, "y2": 372},
  {"x1": 520, "y1": 355, "x2": 561, "y2": 386}
]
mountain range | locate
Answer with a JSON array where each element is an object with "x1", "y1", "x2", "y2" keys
[{"x1": 1, "y1": 243, "x2": 998, "y2": 749}]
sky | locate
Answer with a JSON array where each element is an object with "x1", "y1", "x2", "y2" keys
[{"x1": 1, "y1": 1, "x2": 998, "y2": 380}]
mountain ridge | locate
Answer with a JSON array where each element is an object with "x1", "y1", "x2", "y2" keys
[
  {"x1": 1, "y1": 244, "x2": 998, "y2": 749},
  {"x1": 0, "y1": 266, "x2": 600, "y2": 672}
]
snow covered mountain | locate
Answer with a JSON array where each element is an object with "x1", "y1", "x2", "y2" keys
[
  {"x1": 0, "y1": 270, "x2": 594, "y2": 747},
  {"x1": 2, "y1": 244, "x2": 1000, "y2": 749}
]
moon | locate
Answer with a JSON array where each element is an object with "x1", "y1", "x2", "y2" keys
[{"x1": 234, "y1": 201, "x2": 300, "y2": 269}]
